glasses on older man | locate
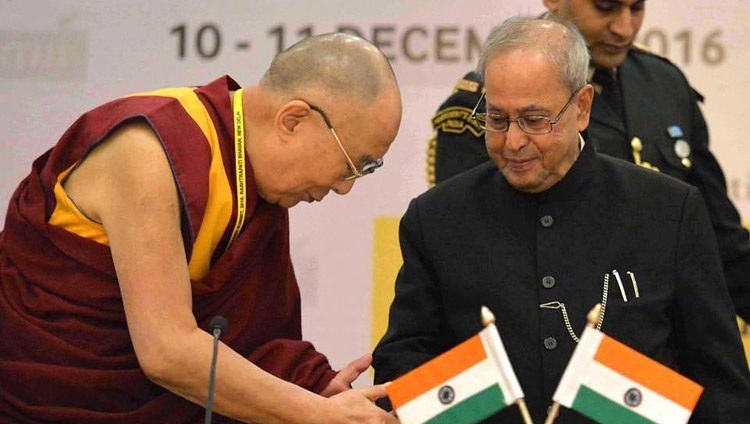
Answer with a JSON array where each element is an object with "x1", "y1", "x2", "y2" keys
[
  {"x1": 302, "y1": 100, "x2": 384, "y2": 181},
  {"x1": 470, "y1": 87, "x2": 583, "y2": 135}
]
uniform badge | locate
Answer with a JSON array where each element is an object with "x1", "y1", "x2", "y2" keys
[
  {"x1": 673, "y1": 140, "x2": 690, "y2": 158},
  {"x1": 667, "y1": 125, "x2": 691, "y2": 168},
  {"x1": 432, "y1": 106, "x2": 484, "y2": 137},
  {"x1": 667, "y1": 125, "x2": 684, "y2": 139}
]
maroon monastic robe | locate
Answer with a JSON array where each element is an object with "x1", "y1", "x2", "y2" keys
[{"x1": 0, "y1": 76, "x2": 336, "y2": 423}]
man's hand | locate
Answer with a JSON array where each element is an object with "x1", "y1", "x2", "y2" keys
[
  {"x1": 324, "y1": 384, "x2": 399, "y2": 424},
  {"x1": 320, "y1": 353, "x2": 373, "y2": 397}
]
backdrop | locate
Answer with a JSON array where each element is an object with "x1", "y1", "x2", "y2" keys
[{"x1": 2, "y1": 1, "x2": 748, "y2": 384}]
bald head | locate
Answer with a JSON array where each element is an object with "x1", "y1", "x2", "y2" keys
[
  {"x1": 478, "y1": 16, "x2": 589, "y2": 93},
  {"x1": 246, "y1": 33, "x2": 401, "y2": 208},
  {"x1": 260, "y1": 33, "x2": 398, "y2": 102}
]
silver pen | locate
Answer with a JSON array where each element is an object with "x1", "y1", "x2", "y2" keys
[
  {"x1": 627, "y1": 271, "x2": 640, "y2": 299},
  {"x1": 612, "y1": 269, "x2": 628, "y2": 302}
]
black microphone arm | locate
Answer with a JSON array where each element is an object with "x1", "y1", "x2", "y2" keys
[{"x1": 205, "y1": 315, "x2": 228, "y2": 424}]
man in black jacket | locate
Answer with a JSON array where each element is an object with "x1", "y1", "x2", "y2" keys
[
  {"x1": 428, "y1": 0, "x2": 750, "y2": 321},
  {"x1": 376, "y1": 16, "x2": 750, "y2": 423}
]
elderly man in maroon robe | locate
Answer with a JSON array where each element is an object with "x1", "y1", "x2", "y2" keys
[{"x1": 0, "y1": 33, "x2": 402, "y2": 424}]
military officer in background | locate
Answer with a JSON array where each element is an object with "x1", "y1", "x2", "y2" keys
[{"x1": 428, "y1": 0, "x2": 750, "y2": 322}]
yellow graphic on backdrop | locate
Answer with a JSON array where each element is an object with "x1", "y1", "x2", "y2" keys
[{"x1": 371, "y1": 216, "x2": 403, "y2": 350}]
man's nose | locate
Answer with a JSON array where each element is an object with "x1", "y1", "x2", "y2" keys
[
  {"x1": 609, "y1": 8, "x2": 636, "y2": 40},
  {"x1": 502, "y1": 121, "x2": 530, "y2": 152}
]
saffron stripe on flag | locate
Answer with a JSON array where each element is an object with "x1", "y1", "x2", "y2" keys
[
  {"x1": 393, "y1": 357, "x2": 507, "y2": 424},
  {"x1": 594, "y1": 335, "x2": 703, "y2": 410},
  {"x1": 579, "y1": 360, "x2": 694, "y2": 423},
  {"x1": 573, "y1": 386, "x2": 655, "y2": 424},
  {"x1": 388, "y1": 335, "x2": 486, "y2": 408},
  {"x1": 424, "y1": 385, "x2": 505, "y2": 424}
]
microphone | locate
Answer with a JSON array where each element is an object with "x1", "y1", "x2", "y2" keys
[{"x1": 205, "y1": 315, "x2": 228, "y2": 424}]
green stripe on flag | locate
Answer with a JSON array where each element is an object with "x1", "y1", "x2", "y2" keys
[
  {"x1": 425, "y1": 385, "x2": 506, "y2": 424},
  {"x1": 573, "y1": 386, "x2": 655, "y2": 424}
]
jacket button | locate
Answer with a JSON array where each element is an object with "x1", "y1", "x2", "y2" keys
[
  {"x1": 544, "y1": 337, "x2": 558, "y2": 350},
  {"x1": 542, "y1": 276, "x2": 556, "y2": 289},
  {"x1": 540, "y1": 215, "x2": 554, "y2": 228}
]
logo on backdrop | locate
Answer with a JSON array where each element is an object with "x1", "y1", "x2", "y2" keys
[{"x1": 0, "y1": 15, "x2": 87, "y2": 81}]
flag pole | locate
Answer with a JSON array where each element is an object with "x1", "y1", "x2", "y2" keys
[
  {"x1": 543, "y1": 303, "x2": 602, "y2": 424},
  {"x1": 481, "y1": 306, "x2": 534, "y2": 424},
  {"x1": 516, "y1": 400, "x2": 533, "y2": 424},
  {"x1": 543, "y1": 404, "x2": 560, "y2": 424}
]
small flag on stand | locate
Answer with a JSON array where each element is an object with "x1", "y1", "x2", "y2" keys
[
  {"x1": 386, "y1": 306, "x2": 529, "y2": 424},
  {"x1": 549, "y1": 320, "x2": 703, "y2": 424}
]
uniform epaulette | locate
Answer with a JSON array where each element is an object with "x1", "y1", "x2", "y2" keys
[
  {"x1": 454, "y1": 79, "x2": 480, "y2": 93},
  {"x1": 452, "y1": 71, "x2": 484, "y2": 93},
  {"x1": 630, "y1": 43, "x2": 674, "y2": 65},
  {"x1": 629, "y1": 44, "x2": 705, "y2": 103}
]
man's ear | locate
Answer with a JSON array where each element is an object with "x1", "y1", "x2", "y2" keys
[
  {"x1": 276, "y1": 100, "x2": 312, "y2": 138},
  {"x1": 576, "y1": 84, "x2": 595, "y2": 132},
  {"x1": 543, "y1": 0, "x2": 563, "y2": 13}
]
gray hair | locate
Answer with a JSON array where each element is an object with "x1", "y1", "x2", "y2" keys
[
  {"x1": 260, "y1": 33, "x2": 397, "y2": 101},
  {"x1": 477, "y1": 15, "x2": 589, "y2": 93}
]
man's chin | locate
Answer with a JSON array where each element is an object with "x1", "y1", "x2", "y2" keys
[
  {"x1": 508, "y1": 181, "x2": 542, "y2": 194},
  {"x1": 503, "y1": 171, "x2": 553, "y2": 194},
  {"x1": 591, "y1": 50, "x2": 628, "y2": 69},
  {"x1": 275, "y1": 197, "x2": 300, "y2": 209},
  {"x1": 503, "y1": 173, "x2": 537, "y2": 193}
]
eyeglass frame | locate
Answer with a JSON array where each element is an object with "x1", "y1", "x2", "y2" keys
[
  {"x1": 470, "y1": 86, "x2": 584, "y2": 135},
  {"x1": 300, "y1": 100, "x2": 384, "y2": 181}
]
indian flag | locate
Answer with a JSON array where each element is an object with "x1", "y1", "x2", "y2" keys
[
  {"x1": 552, "y1": 326, "x2": 703, "y2": 424},
  {"x1": 386, "y1": 324, "x2": 524, "y2": 424}
]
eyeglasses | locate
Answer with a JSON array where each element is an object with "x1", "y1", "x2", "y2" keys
[
  {"x1": 470, "y1": 87, "x2": 583, "y2": 135},
  {"x1": 303, "y1": 100, "x2": 384, "y2": 181}
]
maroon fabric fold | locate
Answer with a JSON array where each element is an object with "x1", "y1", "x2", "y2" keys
[{"x1": 0, "y1": 76, "x2": 335, "y2": 423}]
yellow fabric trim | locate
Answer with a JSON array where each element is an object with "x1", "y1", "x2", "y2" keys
[
  {"x1": 426, "y1": 134, "x2": 437, "y2": 188},
  {"x1": 737, "y1": 317, "x2": 750, "y2": 367},
  {"x1": 131, "y1": 87, "x2": 231, "y2": 281},
  {"x1": 49, "y1": 164, "x2": 110, "y2": 245}
]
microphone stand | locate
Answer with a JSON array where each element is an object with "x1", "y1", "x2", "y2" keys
[{"x1": 205, "y1": 316, "x2": 228, "y2": 424}]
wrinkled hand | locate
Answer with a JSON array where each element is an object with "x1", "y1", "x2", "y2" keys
[
  {"x1": 320, "y1": 353, "x2": 373, "y2": 398},
  {"x1": 325, "y1": 384, "x2": 399, "y2": 424}
]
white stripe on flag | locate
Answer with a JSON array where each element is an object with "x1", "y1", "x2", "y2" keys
[
  {"x1": 395, "y1": 358, "x2": 502, "y2": 424},
  {"x1": 553, "y1": 327, "x2": 603, "y2": 407},
  {"x1": 480, "y1": 324, "x2": 524, "y2": 403},
  {"x1": 581, "y1": 361, "x2": 693, "y2": 423}
]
